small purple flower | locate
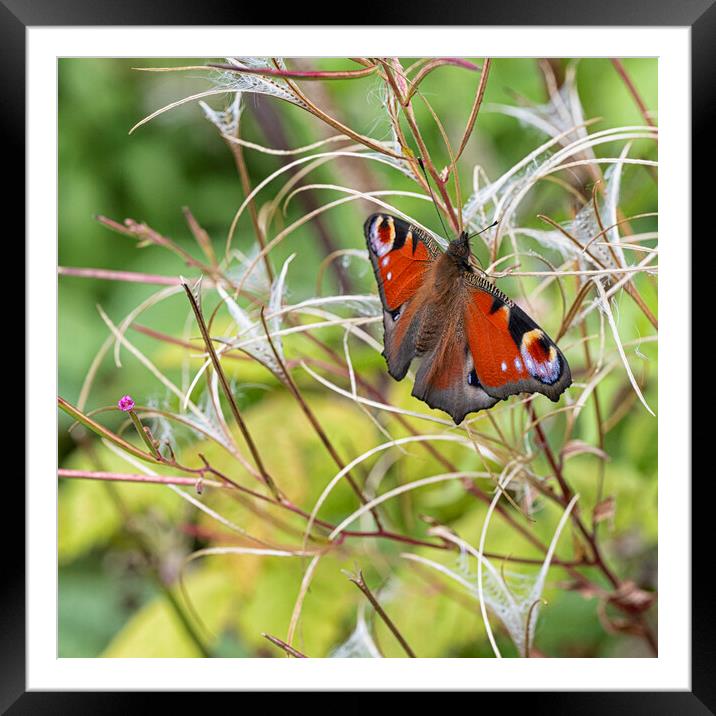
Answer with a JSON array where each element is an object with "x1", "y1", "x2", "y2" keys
[{"x1": 118, "y1": 395, "x2": 135, "y2": 412}]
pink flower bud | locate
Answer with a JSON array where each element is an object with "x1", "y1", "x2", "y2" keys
[{"x1": 117, "y1": 395, "x2": 135, "y2": 412}]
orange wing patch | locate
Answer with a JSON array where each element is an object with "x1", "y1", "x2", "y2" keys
[
  {"x1": 377, "y1": 235, "x2": 430, "y2": 310},
  {"x1": 465, "y1": 290, "x2": 526, "y2": 389},
  {"x1": 366, "y1": 214, "x2": 434, "y2": 311},
  {"x1": 464, "y1": 283, "x2": 569, "y2": 401}
]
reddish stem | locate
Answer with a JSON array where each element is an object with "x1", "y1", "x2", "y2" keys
[
  {"x1": 209, "y1": 63, "x2": 378, "y2": 81},
  {"x1": 58, "y1": 266, "x2": 190, "y2": 286},
  {"x1": 611, "y1": 59, "x2": 656, "y2": 128}
]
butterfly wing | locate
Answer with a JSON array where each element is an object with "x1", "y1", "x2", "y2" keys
[
  {"x1": 410, "y1": 325, "x2": 499, "y2": 424},
  {"x1": 364, "y1": 213, "x2": 440, "y2": 380},
  {"x1": 463, "y1": 273, "x2": 572, "y2": 402}
]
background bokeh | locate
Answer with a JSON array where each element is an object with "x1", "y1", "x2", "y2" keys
[{"x1": 58, "y1": 58, "x2": 657, "y2": 658}]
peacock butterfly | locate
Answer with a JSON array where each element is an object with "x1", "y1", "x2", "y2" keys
[{"x1": 364, "y1": 213, "x2": 571, "y2": 424}]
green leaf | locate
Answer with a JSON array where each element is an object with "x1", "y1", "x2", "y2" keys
[
  {"x1": 101, "y1": 565, "x2": 232, "y2": 657},
  {"x1": 59, "y1": 446, "x2": 184, "y2": 564}
]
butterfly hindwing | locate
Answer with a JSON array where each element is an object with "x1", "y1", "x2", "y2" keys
[
  {"x1": 411, "y1": 329, "x2": 499, "y2": 424},
  {"x1": 463, "y1": 274, "x2": 571, "y2": 402},
  {"x1": 364, "y1": 214, "x2": 439, "y2": 380}
]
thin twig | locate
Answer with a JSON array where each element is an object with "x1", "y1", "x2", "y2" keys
[
  {"x1": 524, "y1": 598, "x2": 547, "y2": 658},
  {"x1": 57, "y1": 469, "x2": 594, "y2": 567},
  {"x1": 258, "y1": 308, "x2": 381, "y2": 525},
  {"x1": 181, "y1": 281, "x2": 282, "y2": 499},
  {"x1": 210, "y1": 62, "x2": 378, "y2": 82},
  {"x1": 527, "y1": 402, "x2": 621, "y2": 590},
  {"x1": 379, "y1": 58, "x2": 460, "y2": 233},
  {"x1": 262, "y1": 633, "x2": 308, "y2": 657},
  {"x1": 538, "y1": 214, "x2": 658, "y2": 329},
  {"x1": 222, "y1": 119, "x2": 275, "y2": 283},
  {"x1": 454, "y1": 58, "x2": 492, "y2": 163},
  {"x1": 610, "y1": 59, "x2": 656, "y2": 128},
  {"x1": 403, "y1": 57, "x2": 480, "y2": 103},
  {"x1": 182, "y1": 207, "x2": 218, "y2": 268},
  {"x1": 348, "y1": 570, "x2": 416, "y2": 658},
  {"x1": 58, "y1": 266, "x2": 199, "y2": 286},
  {"x1": 58, "y1": 469, "x2": 220, "y2": 489}
]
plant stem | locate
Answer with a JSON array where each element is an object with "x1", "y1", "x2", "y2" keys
[
  {"x1": 538, "y1": 214, "x2": 658, "y2": 330},
  {"x1": 131, "y1": 323, "x2": 249, "y2": 360},
  {"x1": 128, "y1": 410, "x2": 161, "y2": 459},
  {"x1": 379, "y1": 59, "x2": 460, "y2": 233},
  {"x1": 349, "y1": 570, "x2": 415, "y2": 658},
  {"x1": 258, "y1": 308, "x2": 381, "y2": 527},
  {"x1": 262, "y1": 633, "x2": 307, "y2": 657},
  {"x1": 248, "y1": 97, "x2": 354, "y2": 293},
  {"x1": 454, "y1": 58, "x2": 492, "y2": 163},
  {"x1": 58, "y1": 266, "x2": 196, "y2": 286},
  {"x1": 223, "y1": 119, "x2": 274, "y2": 283},
  {"x1": 58, "y1": 469, "x2": 216, "y2": 489},
  {"x1": 210, "y1": 62, "x2": 378, "y2": 82},
  {"x1": 302, "y1": 331, "x2": 548, "y2": 553},
  {"x1": 528, "y1": 403, "x2": 620, "y2": 590},
  {"x1": 58, "y1": 469, "x2": 590, "y2": 567},
  {"x1": 58, "y1": 396, "x2": 153, "y2": 463},
  {"x1": 182, "y1": 281, "x2": 282, "y2": 500},
  {"x1": 610, "y1": 59, "x2": 656, "y2": 128}
]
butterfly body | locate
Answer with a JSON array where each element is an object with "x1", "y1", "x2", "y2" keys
[{"x1": 364, "y1": 213, "x2": 571, "y2": 424}]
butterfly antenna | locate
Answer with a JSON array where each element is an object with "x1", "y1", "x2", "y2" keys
[
  {"x1": 464, "y1": 221, "x2": 498, "y2": 275},
  {"x1": 417, "y1": 157, "x2": 452, "y2": 240},
  {"x1": 467, "y1": 220, "x2": 498, "y2": 241}
]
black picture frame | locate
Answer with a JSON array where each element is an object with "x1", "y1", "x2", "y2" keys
[{"x1": 7, "y1": 0, "x2": 704, "y2": 711}]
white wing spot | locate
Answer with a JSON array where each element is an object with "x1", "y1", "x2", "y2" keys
[
  {"x1": 501, "y1": 361, "x2": 507, "y2": 372},
  {"x1": 387, "y1": 272, "x2": 392, "y2": 281},
  {"x1": 372, "y1": 237, "x2": 391, "y2": 257},
  {"x1": 382, "y1": 256, "x2": 390, "y2": 267},
  {"x1": 514, "y1": 358, "x2": 523, "y2": 372}
]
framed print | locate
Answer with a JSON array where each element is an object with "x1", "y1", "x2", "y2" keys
[{"x1": 7, "y1": 0, "x2": 706, "y2": 710}]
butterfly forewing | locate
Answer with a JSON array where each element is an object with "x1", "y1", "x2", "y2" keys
[
  {"x1": 365, "y1": 214, "x2": 438, "y2": 307},
  {"x1": 365, "y1": 214, "x2": 438, "y2": 380}
]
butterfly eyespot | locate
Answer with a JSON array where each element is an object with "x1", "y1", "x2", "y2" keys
[
  {"x1": 520, "y1": 329, "x2": 561, "y2": 384},
  {"x1": 368, "y1": 215, "x2": 396, "y2": 257}
]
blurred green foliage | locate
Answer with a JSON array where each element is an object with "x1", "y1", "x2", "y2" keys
[{"x1": 59, "y1": 58, "x2": 657, "y2": 658}]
